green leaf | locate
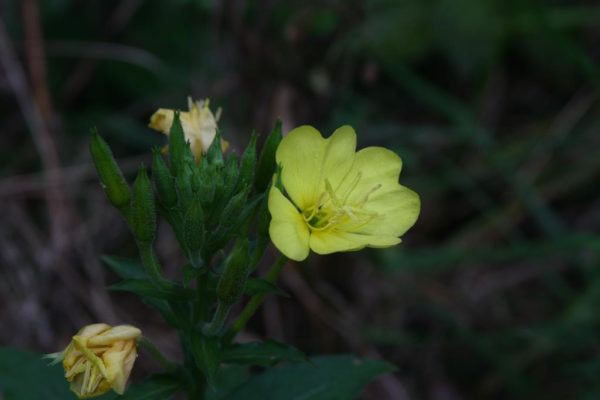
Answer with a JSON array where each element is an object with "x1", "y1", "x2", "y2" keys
[
  {"x1": 221, "y1": 340, "x2": 306, "y2": 367},
  {"x1": 244, "y1": 278, "x2": 289, "y2": 297},
  {"x1": 0, "y1": 347, "x2": 74, "y2": 399},
  {"x1": 223, "y1": 355, "x2": 396, "y2": 400},
  {"x1": 204, "y1": 365, "x2": 249, "y2": 400},
  {"x1": 102, "y1": 255, "x2": 146, "y2": 280},
  {"x1": 108, "y1": 279, "x2": 193, "y2": 301},
  {"x1": 119, "y1": 374, "x2": 181, "y2": 400}
]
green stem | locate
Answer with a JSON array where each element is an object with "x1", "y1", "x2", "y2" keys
[
  {"x1": 202, "y1": 301, "x2": 231, "y2": 336},
  {"x1": 179, "y1": 331, "x2": 205, "y2": 400},
  {"x1": 137, "y1": 241, "x2": 171, "y2": 289},
  {"x1": 139, "y1": 337, "x2": 177, "y2": 372},
  {"x1": 230, "y1": 253, "x2": 287, "y2": 334},
  {"x1": 194, "y1": 272, "x2": 208, "y2": 324}
]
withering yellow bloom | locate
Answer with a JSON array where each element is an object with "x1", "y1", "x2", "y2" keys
[
  {"x1": 268, "y1": 125, "x2": 420, "y2": 261},
  {"x1": 148, "y1": 97, "x2": 228, "y2": 161},
  {"x1": 56, "y1": 323, "x2": 141, "y2": 398}
]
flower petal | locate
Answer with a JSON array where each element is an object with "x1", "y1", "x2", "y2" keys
[
  {"x1": 322, "y1": 125, "x2": 357, "y2": 191},
  {"x1": 342, "y1": 146, "x2": 403, "y2": 205},
  {"x1": 276, "y1": 125, "x2": 327, "y2": 210},
  {"x1": 104, "y1": 341, "x2": 137, "y2": 394},
  {"x1": 77, "y1": 324, "x2": 112, "y2": 339},
  {"x1": 87, "y1": 325, "x2": 141, "y2": 346},
  {"x1": 309, "y1": 230, "x2": 401, "y2": 254},
  {"x1": 309, "y1": 230, "x2": 365, "y2": 254},
  {"x1": 359, "y1": 185, "x2": 420, "y2": 237},
  {"x1": 148, "y1": 108, "x2": 174, "y2": 134},
  {"x1": 268, "y1": 186, "x2": 310, "y2": 261}
]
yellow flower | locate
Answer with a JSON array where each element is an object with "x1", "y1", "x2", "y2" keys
[
  {"x1": 59, "y1": 323, "x2": 141, "y2": 398},
  {"x1": 149, "y1": 97, "x2": 229, "y2": 160},
  {"x1": 268, "y1": 125, "x2": 420, "y2": 261}
]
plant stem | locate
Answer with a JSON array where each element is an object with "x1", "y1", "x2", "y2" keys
[
  {"x1": 139, "y1": 337, "x2": 177, "y2": 372},
  {"x1": 230, "y1": 253, "x2": 287, "y2": 334},
  {"x1": 194, "y1": 272, "x2": 208, "y2": 324},
  {"x1": 202, "y1": 301, "x2": 230, "y2": 336}
]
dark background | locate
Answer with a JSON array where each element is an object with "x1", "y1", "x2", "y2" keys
[{"x1": 1, "y1": 0, "x2": 600, "y2": 399}]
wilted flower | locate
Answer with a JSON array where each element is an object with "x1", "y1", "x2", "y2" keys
[
  {"x1": 53, "y1": 323, "x2": 141, "y2": 398},
  {"x1": 268, "y1": 125, "x2": 420, "y2": 261},
  {"x1": 149, "y1": 97, "x2": 229, "y2": 160}
]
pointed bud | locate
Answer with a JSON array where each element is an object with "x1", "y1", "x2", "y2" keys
[
  {"x1": 219, "y1": 186, "x2": 249, "y2": 232},
  {"x1": 131, "y1": 167, "x2": 156, "y2": 243},
  {"x1": 217, "y1": 239, "x2": 250, "y2": 305},
  {"x1": 90, "y1": 131, "x2": 131, "y2": 209},
  {"x1": 152, "y1": 149, "x2": 177, "y2": 208},
  {"x1": 221, "y1": 154, "x2": 240, "y2": 198},
  {"x1": 169, "y1": 112, "x2": 195, "y2": 176},
  {"x1": 206, "y1": 131, "x2": 225, "y2": 167},
  {"x1": 184, "y1": 200, "x2": 205, "y2": 254},
  {"x1": 237, "y1": 132, "x2": 257, "y2": 189},
  {"x1": 254, "y1": 120, "x2": 282, "y2": 192}
]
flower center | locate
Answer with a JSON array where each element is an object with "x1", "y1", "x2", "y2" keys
[{"x1": 302, "y1": 173, "x2": 381, "y2": 232}]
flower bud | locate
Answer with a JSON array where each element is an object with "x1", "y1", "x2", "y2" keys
[
  {"x1": 237, "y1": 132, "x2": 257, "y2": 189},
  {"x1": 184, "y1": 200, "x2": 205, "y2": 253},
  {"x1": 59, "y1": 323, "x2": 141, "y2": 398},
  {"x1": 131, "y1": 167, "x2": 156, "y2": 243},
  {"x1": 217, "y1": 239, "x2": 250, "y2": 305},
  {"x1": 149, "y1": 98, "x2": 228, "y2": 163},
  {"x1": 167, "y1": 112, "x2": 194, "y2": 177},
  {"x1": 254, "y1": 120, "x2": 282, "y2": 193},
  {"x1": 89, "y1": 131, "x2": 131, "y2": 209},
  {"x1": 152, "y1": 149, "x2": 177, "y2": 208}
]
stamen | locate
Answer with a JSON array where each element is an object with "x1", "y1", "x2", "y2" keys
[
  {"x1": 82, "y1": 361, "x2": 91, "y2": 394},
  {"x1": 357, "y1": 184, "x2": 382, "y2": 206},
  {"x1": 325, "y1": 179, "x2": 341, "y2": 208},
  {"x1": 341, "y1": 172, "x2": 362, "y2": 203}
]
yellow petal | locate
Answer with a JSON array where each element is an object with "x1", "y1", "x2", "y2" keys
[
  {"x1": 309, "y1": 230, "x2": 365, "y2": 254},
  {"x1": 276, "y1": 125, "x2": 327, "y2": 210},
  {"x1": 87, "y1": 325, "x2": 141, "y2": 346},
  {"x1": 148, "y1": 109, "x2": 174, "y2": 134},
  {"x1": 268, "y1": 186, "x2": 310, "y2": 261},
  {"x1": 309, "y1": 230, "x2": 401, "y2": 254},
  {"x1": 342, "y1": 146, "x2": 403, "y2": 205},
  {"x1": 358, "y1": 185, "x2": 420, "y2": 237},
  {"x1": 104, "y1": 341, "x2": 137, "y2": 394},
  {"x1": 76, "y1": 324, "x2": 112, "y2": 339},
  {"x1": 322, "y1": 125, "x2": 357, "y2": 191}
]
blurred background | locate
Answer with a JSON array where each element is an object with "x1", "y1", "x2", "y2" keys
[{"x1": 1, "y1": 0, "x2": 600, "y2": 398}]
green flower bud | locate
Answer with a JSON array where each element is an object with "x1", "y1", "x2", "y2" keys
[
  {"x1": 219, "y1": 186, "x2": 249, "y2": 232},
  {"x1": 131, "y1": 167, "x2": 156, "y2": 243},
  {"x1": 256, "y1": 193, "x2": 270, "y2": 240},
  {"x1": 169, "y1": 112, "x2": 195, "y2": 177},
  {"x1": 184, "y1": 200, "x2": 205, "y2": 253},
  {"x1": 217, "y1": 239, "x2": 250, "y2": 305},
  {"x1": 206, "y1": 131, "x2": 224, "y2": 167},
  {"x1": 152, "y1": 149, "x2": 177, "y2": 208},
  {"x1": 237, "y1": 133, "x2": 257, "y2": 189},
  {"x1": 221, "y1": 154, "x2": 239, "y2": 198},
  {"x1": 254, "y1": 120, "x2": 282, "y2": 193},
  {"x1": 89, "y1": 131, "x2": 131, "y2": 209}
]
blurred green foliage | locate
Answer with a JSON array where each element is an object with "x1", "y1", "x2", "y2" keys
[{"x1": 1, "y1": 0, "x2": 600, "y2": 399}]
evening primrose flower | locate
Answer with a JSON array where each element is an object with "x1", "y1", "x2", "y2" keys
[
  {"x1": 268, "y1": 125, "x2": 420, "y2": 261},
  {"x1": 149, "y1": 97, "x2": 228, "y2": 160},
  {"x1": 53, "y1": 323, "x2": 141, "y2": 398}
]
